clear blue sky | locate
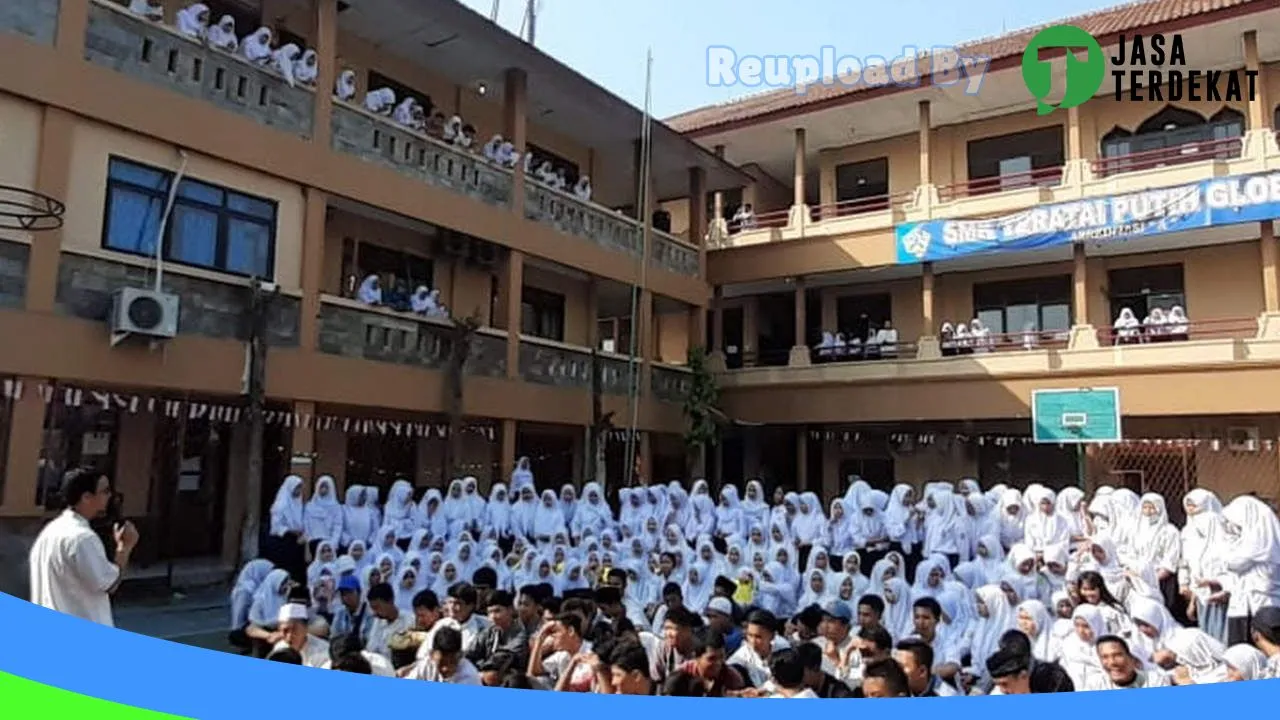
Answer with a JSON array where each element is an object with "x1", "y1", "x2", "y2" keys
[{"x1": 459, "y1": 0, "x2": 1127, "y2": 118}]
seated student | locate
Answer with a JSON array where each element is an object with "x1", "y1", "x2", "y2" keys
[
  {"x1": 795, "y1": 640, "x2": 853, "y2": 698},
  {"x1": 788, "y1": 604, "x2": 824, "y2": 645},
  {"x1": 516, "y1": 584, "x2": 546, "y2": 638},
  {"x1": 653, "y1": 606, "x2": 703, "y2": 683},
  {"x1": 329, "y1": 575, "x2": 372, "y2": 643},
  {"x1": 857, "y1": 594, "x2": 886, "y2": 633},
  {"x1": 893, "y1": 638, "x2": 958, "y2": 697},
  {"x1": 321, "y1": 633, "x2": 395, "y2": 677},
  {"x1": 860, "y1": 657, "x2": 912, "y2": 698},
  {"x1": 471, "y1": 567, "x2": 498, "y2": 607},
  {"x1": 266, "y1": 647, "x2": 304, "y2": 665},
  {"x1": 467, "y1": 590, "x2": 529, "y2": 667},
  {"x1": 365, "y1": 583, "x2": 414, "y2": 662},
  {"x1": 996, "y1": 629, "x2": 1075, "y2": 693},
  {"x1": 331, "y1": 653, "x2": 372, "y2": 674},
  {"x1": 649, "y1": 581, "x2": 687, "y2": 636},
  {"x1": 272, "y1": 603, "x2": 330, "y2": 668},
  {"x1": 704, "y1": 597, "x2": 743, "y2": 655},
  {"x1": 529, "y1": 611, "x2": 595, "y2": 691},
  {"x1": 664, "y1": 628, "x2": 747, "y2": 697},
  {"x1": 607, "y1": 641, "x2": 657, "y2": 695},
  {"x1": 1087, "y1": 635, "x2": 1168, "y2": 691},
  {"x1": 476, "y1": 651, "x2": 522, "y2": 687},
  {"x1": 769, "y1": 649, "x2": 819, "y2": 698},
  {"x1": 445, "y1": 582, "x2": 491, "y2": 653},
  {"x1": 728, "y1": 608, "x2": 783, "y2": 687},
  {"x1": 405, "y1": 625, "x2": 482, "y2": 684}
]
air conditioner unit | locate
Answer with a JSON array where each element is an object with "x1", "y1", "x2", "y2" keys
[{"x1": 110, "y1": 287, "x2": 180, "y2": 345}]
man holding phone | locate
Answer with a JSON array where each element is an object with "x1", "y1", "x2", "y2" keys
[{"x1": 29, "y1": 468, "x2": 140, "y2": 627}]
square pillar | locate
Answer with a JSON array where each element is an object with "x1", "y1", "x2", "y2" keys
[
  {"x1": 688, "y1": 305, "x2": 706, "y2": 357},
  {"x1": 494, "y1": 250, "x2": 524, "y2": 379},
  {"x1": 1244, "y1": 31, "x2": 1271, "y2": 133},
  {"x1": 289, "y1": 400, "x2": 318, "y2": 482},
  {"x1": 501, "y1": 419, "x2": 518, "y2": 480},
  {"x1": 586, "y1": 278, "x2": 600, "y2": 349},
  {"x1": 796, "y1": 426, "x2": 809, "y2": 491},
  {"x1": 917, "y1": 101, "x2": 932, "y2": 186},
  {"x1": 1062, "y1": 105, "x2": 1094, "y2": 186},
  {"x1": 504, "y1": 68, "x2": 528, "y2": 215},
  {"x1": 25, "y1": 108, "x2": 74, "y2": 313},
  {"x1": 298, "y1": 188, "x2": 327, "y2": 349},
  {"x1": 708, "y1": 286, "x2": 726, "y2": 370},
  {"x1": 917, "y1": 263, "x2": 941, "y2": 359},
  {"x1": 54, "y1": 0, "x2": 89, "y2": 55},
  {"x1": 1072, "y1": 243, "x2": 1089, "y2": 325},
  {"x1": 1, "y1": 378, "x2": 44, "y2": 513},
  {"x1": 689, "y1": 166, "x2": 708, "y2": 247},
  {"x1": 1262, "y1": 221, "x2": 1279, "y2": 313},
  {"x1": 789, "y1": 128, "x2": 810, "y2": 226},
  {"x1": 789, "y1": 277, "x2": 810, "y2": 366},
  {"x1": 310, "y1": 0, "x2": 338, "y2": 146}
]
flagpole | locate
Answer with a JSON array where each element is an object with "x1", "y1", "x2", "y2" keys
[{"x1": 622, "y1": 48, "x2": 654, "y2": 491}]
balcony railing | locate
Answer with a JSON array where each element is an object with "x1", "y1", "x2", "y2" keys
[
  {"x1": 938, "y1": 166, "x2": 1064, "y2": 202},
  {"x1": 1091, "y1": 137, "x2": 1243, "y2": 178},
  {"x1": 523, "y1": 183, "x2": 642, "y2": 257},
  {"x1": 1, "y1": 0, "x2": 59, "y2": 44},
  {"x1": 1096, "y1": 316, "x2": 1257, "y2": 346},
  {"x1": 84, "y1": 1, "x2": 315, "y2": 138},
  {"x1": 814, "y1": 191, "x2": 912, "y2": 220},
  {"x1": 939, "y1": 327, "x2": 1071, "y2": 355},
  {"x1": 330, "y1": 103, "x2": 513, "y2": 208},
  {"x1": 651, "y1": 230, "x2": 700, "y2": 277},
  {"x1": 651, "y1": 363, "x2": 693, "y2": 403},
  {"x1": 812, "y1": 339, "x2": 919, "y2": 364},
  {"x1": 316, "y1": 297, "x2": 506, "y2": 377},
  {"x1": 518, "y1": 336, "x2": 593, "y2": 389}
]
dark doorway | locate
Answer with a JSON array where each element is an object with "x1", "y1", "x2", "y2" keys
[
  {"x1": 756, "y1": 292, "x2": 795, "y2": 367},
  {"x1": 723, "y1": 306, "x2": 744, "y2": 370}
]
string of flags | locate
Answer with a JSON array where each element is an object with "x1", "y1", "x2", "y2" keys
[
  {"x1": 808, "y1": 430, "x2": 1278, "y2": 452},
  {"x1": 1, "y1": 380, "x2": 651, "y2": 444}
]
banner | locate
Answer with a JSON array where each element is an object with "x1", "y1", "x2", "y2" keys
[{"x1": 895, "y1": 171, "x2": 1280, "y2": 264}]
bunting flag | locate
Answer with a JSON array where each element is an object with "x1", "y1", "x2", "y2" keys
[{"x1": 28, "y1": 382, "x2": 501, "y2": 440}]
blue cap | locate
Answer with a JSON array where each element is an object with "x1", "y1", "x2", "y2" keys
[
  {"x1": 821, "y1": 599, "x2": 852, "y2": 622},
  {"x1": 337, "y1": 575, "x2": 361, "y2": 593}
]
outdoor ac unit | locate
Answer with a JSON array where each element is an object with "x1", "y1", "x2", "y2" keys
[
  {"x1": 1227, "y1": 426, "x2": 1260, "y2": 453},
  {"x1": 110, "y1": 287, "x2": 179, "y2": 344}
]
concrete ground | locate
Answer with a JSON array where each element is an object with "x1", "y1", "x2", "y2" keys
[{"x1": 115, "y1": 587, "x2": 235, "y2": 654}]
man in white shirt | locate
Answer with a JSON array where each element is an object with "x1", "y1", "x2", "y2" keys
[
  {"x1": 28, "y1": 468, "x2": 139, "y2": 627},
  {"x1": 728, "y1": 609, "x2": 782, "y2": 686},
  {"x1": 405, "y1": 625, "x2": 482, "y2": 684},
  {"x1": 1086, "y1": 635, "x2": 1170, "y2": 691},
  {"x1": 272, "y1": 603, "x2": 330, "y2": 668},
  {"x1": 365, "y1": 582, "x2": 413, "y2": 662}
]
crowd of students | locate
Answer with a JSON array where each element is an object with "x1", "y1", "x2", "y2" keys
[{"x1": 227, "y1": 466, "x2": 1280, "y2": 694}]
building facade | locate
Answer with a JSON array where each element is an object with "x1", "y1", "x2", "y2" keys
[
  {"x1": 667, "y1": 0, "x2": 1280, "y2": 514},
  {"x1": 0, "y1": 0, "x2": 744, "y2": 571}
]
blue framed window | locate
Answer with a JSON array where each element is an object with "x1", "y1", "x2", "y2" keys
[{"x1": 103, "y1": 157, "x2": 277, "y2": 279}]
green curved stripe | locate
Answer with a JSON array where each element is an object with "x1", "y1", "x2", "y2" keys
[{"x1": 0, "y1": 671, "x2": 188, "y2": 719}]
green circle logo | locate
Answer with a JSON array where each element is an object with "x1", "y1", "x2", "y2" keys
[{"x1": 1021, "y1": 24, "x2": 1106, "y2": 115}]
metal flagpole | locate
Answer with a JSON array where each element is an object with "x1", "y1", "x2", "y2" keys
[{"x1": 622, "y1": 48, "x2": 654, "y2": 491}]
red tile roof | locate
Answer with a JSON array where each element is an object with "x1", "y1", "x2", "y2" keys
[{"x1": 666, "y1": 0, "x2": 1267, "y2": 135}]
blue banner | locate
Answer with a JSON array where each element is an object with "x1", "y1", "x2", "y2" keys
[{"x1": 895, "y1": 171, "x2": 1280, "y2": 264}]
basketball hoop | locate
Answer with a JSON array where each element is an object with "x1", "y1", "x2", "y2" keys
[{"x1": 0, "y1": 184, "x2": 66, "y2": 232}]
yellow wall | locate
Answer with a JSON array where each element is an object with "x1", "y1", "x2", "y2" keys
[
  {"x1": 818, "y1": 133, "x2": 921, "y2": 208},
  {"x1": 0, "y1": 94, "x2": 42, "y2": 246},
  {"x1": 63, "y1": 118, "x2": 306, "y2": 289}
]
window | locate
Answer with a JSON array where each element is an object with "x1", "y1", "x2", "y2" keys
[
  {"x1": 527, "y1": 144, "x2": 580, "y2": 186},
  {"x1": 1107, "y1": 264, "x2": 1185, "y2": 322},
  {"x1": 521, "y1": 286, "x2": 565, "y2": 342},
  {"x1": 972, "y1": 275, "x2": 1072, "y2": 337},
  {"x1": 967, "y1": 126, "x2": 1065, "y2": 188},
  {"x1": 834, "y1": 158, "x2": 890, "y2": 213},
  {"x1": 37, "y1": 397, "x2": 122, "y2": 510},
  {"x1": 103, "y1": 157, "x2": 278, "y2": 279},
  {"x1": 597, "y1": 317, "x2": 634, "y2": 355},
  {"x1": 1102, "y1": 107, "x2": 1245, "y2": 158},
  {"x1": 367, "y1": 71, "x2": 435, "y2": 116},
  {"x1": 346, "y1": 434, "x2": 418, "y2": 495}
]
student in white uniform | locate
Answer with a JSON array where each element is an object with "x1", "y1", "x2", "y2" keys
[
  {"x1": 272, "y1": 603, "x2": 330, "y2": 668},
  {"x1": 28, "y1": 468, "x2": 140, "y2": 627}
]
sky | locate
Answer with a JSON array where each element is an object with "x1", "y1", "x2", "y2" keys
[{"x1": 458, "y1": 0, "x2": 1132, "y2": 119}]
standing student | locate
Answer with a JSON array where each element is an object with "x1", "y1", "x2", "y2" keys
[{"x1": 28, "y1": 468, "x2": 140, "y2": 627}]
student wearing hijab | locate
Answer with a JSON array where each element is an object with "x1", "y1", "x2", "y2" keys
[
  {"x1": 1219, "y1": 495, "x2": 1280, "y2": 645},
  {"x1": 175, "y1": 3, "x2": 210, "y2": 39},
  {"x1": 302, "y1": 476, "x2": 342, "y2": 555},
  {"x1": 334, "y1": 69, "x2": 357, "y2": 101},
  {"x1": 1132, "y1": 492, "x2": 1182, "y2": 617},
  {"x1": 229, "y1": 559, "x2": 275, "y2": 652},
  {"x1": 267, "y1": 475, "x2": 308, "y2": 581},
  {"x1": 1181, "y1": 489, "x2": 1229, "y2": 641},
  {"x1": 239, "y1": 26, "x2": 273, "y2": 65},
  {"x1": 243, "y1": 568, "x2": 293, "y2": 657},
  {"x1": 1165, "y1": 627, "x2": 1230, "y2": 684}
]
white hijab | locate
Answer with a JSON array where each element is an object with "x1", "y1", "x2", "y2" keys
[
  {"x1": 969, "y1": 584, "x2": 1017, "y2": 673},
  {"x1": 240, "y1": 27, "x2": 274, "y2": 65},
  {"x1": 176, "y1": 3, "x2": 210, "y2": 39},
  {"x1": 205, "y1": 15, "x2": 238, "y2": 52},
  {"x1": 269, "y1": 475, "x2": 305, "y2": 536},
  {"x1": 410, "y1": 286, "x2": 437, "y2": 314},
  {"x1": 303, "y1": 475, "x2": 342, "y2": 537},
  {"x1": 356, "y1": 274, "x2": 381, "y2": 305},
  {"x1": 335, "y1": 69, "x2": 357, "y2": 101},
  {"x1": 364, "y1": 88, "x2": 396, "y2": 115},
  {"x1": 295, "y1": 49, "x2": 319, "y2": 85},
  {"x1": 532, "y1": 490, "x2": 567, "y2": 539},
  {"x1": 272, "y1": 43, "x2": 300, "y2": 87},
  {"x1": 574, "y1": 176, "x2": 592, "y2": 202},
  {"x1": 1165, "y1": 627, "x2": 1229, "y2": 684},
  {"x1": 128, "y1": 0, "x2": 163, "y2": 21}
]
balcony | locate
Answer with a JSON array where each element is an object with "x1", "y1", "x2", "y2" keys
[
  {"x1": 0, "y1": 0, "x2": 59, "y2": 45},
  {"x1": 720, "y1": 315, "x2": 1279, "y2": 389},
  {"x1": 523, "y1": 183, "x2": 641, "y2": 258},
  {"x1": 1091, "y1": 136, "x2": 1244, "y2": 179},
  {"x1": 316, "y1": 296, "x2": 506, "y2": 377},
  {"x1": 651, "y1": 363, "x2": 693, "y2": 403},
  {"x1": 937, "y1": 165, "x2": 1064, "y2": 202},
  {"x1": 83, "y1": 1, "x2": 315, "y2": 138},
  {"x1": 651, "y1": 230, "x2": 700, "y2": 277},
  {"x1": 330, "y1": 103, "x2": 513, "y2": 208},
  {"x1": 518, "y1": 335, "x2": 593, "y2": 389}
]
